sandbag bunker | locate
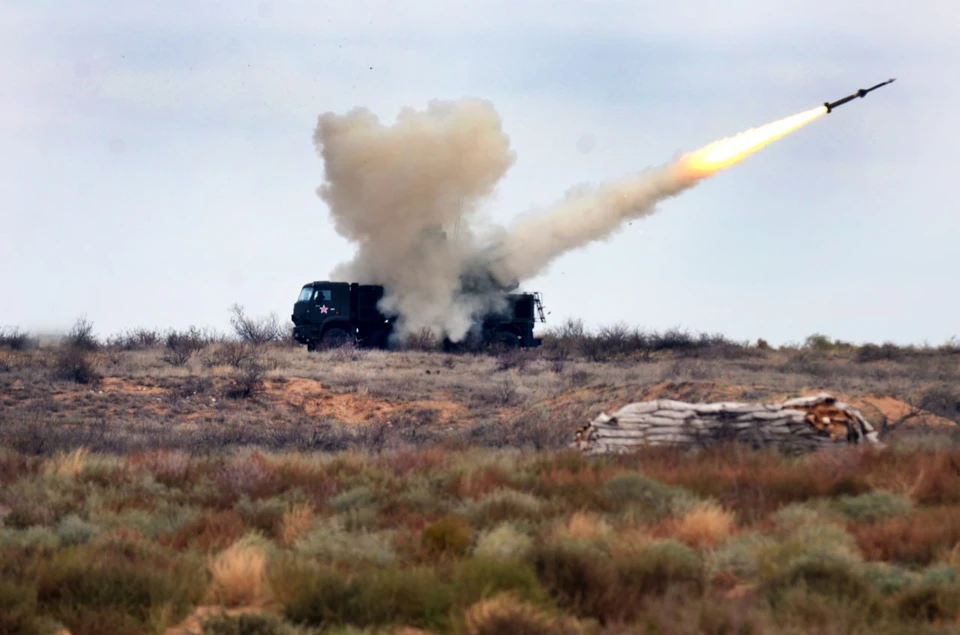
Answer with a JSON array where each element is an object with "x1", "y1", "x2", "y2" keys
[{"x1": 573, "y1": 393, "x2": 882, "y2": 454}]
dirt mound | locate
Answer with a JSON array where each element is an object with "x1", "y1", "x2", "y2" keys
[{"x1": 266, "y1": 377, "x2": 466, "y2": 425}]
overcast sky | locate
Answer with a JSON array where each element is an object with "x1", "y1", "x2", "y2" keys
[{"x1": 2, "y1": 0, "x2": 957, "y2": 346}]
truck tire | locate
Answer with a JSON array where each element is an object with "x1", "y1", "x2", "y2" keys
[{"x1": 321, "y1": 327, "x2": 352, "y2": 349}]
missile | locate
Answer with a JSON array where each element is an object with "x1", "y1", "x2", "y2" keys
[{"x1": 824, "y1": 78, "x2": 895, "y2": 113}]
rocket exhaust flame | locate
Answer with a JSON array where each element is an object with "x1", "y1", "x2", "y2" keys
[
  {"x1": 313, "y1": 82, "x2": 891, "y2": 343},
  {"x1": 676, "y1": 106, "x2": 827, "y2": 183}
]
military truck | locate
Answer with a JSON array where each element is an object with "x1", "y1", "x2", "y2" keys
[{"x1": 291, "y1": 281, "x2": 546, "y2": 351}]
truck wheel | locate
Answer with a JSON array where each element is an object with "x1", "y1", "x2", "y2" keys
[
  {"x1": 321, "y1": 327, "x2": 352, "y2": 349},
  {"x1": 306, "y1": 340, "x2": 318, "y2": 352}
]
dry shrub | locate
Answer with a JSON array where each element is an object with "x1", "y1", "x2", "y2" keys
[
  {"x1": 530, "y1": 538, "x2": 703, "y2": 623},
  {"x1": 162, "y1": 327, "x2": 207, "y2": 366},
  {"x1": 462, "y1": 488, "x2": 546, "y2": 528},
  {"x1": 911, "y1": 452, "x2": 960, "y2": 505},
  {"x1": 277, "y1": 504, "x2": 314, "y2": 547},
  {"x1": 895, "y1": 583, "x2": 960, "y2": 622},
  {"x1": 463, "y1": 593, "x2": 584, "y2": 635},
  {"x1": 554, "y1": 511, "x2": 611, "y2": 542},
  {"x1": 43, "y1": 447, "x2": 90, "y2": 479},
  {"x1": 851, "y1": 506, "x2": 960, "y2": 566},
  {"x1": 229, "y1": 303, "x2": 282, "y2": 345},
  {"x1": 0, "y1": 327, "x2": 37, "y2": 351},
  {"x1": 53, "y1": 346, "x2": 101, "y2": 385},
  {"x1": 671, "y1": 501, "x2": 735, "y2": 548},
  {"x1": 208, "y1": 535, "x2": 272, "y2": 607},
  {"x1": 164, "y1": 510, "x2": 247, "y2": 551},
  {"x1": 127, "y1": 449, "x2": 191, "y2": 486},
  {"x1": 421, "y1": 515, "x2": 473, "y2": 557},
  {"x1": 216, "y1": 453, "x2": 275, "y2": 499},
  {"x1": 474, "y1": 523, "x2": 534, "y2": 560},
  {"x1": 632, "y1": 445, "x2": 869, "y2": 522}
]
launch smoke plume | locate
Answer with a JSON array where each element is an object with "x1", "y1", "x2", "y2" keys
[
  {"x1": 313, "y1": 99, "x2": 824, "y2": 342},
  {"x1": 313, "y1": 99, "x2": 516, "y2": 341}
]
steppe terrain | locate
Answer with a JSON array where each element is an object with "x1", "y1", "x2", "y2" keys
[{"x1": 2, "y1": 319, "x2": 959, "y2": 634}]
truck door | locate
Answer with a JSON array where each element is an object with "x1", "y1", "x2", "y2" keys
[{"x1": 306, "y1": 283, "x2": 349, "y2": 322}]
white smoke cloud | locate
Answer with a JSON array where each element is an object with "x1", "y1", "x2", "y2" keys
[{"x1": 312, "y1": 98, "x2": 698, "y2": 342}]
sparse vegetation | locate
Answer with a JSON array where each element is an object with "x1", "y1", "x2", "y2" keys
[{"x1": 1, "y1": 320, "x2": 959, "y2": 630}]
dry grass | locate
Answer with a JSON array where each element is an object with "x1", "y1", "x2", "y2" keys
[
  {"x1": 671, "y1": 501, "x2": 736, "y2": 548},
  {"x1": 554, "y1": 510, "x2": 612, "y2": 542},
  {"x1": 207, "y1": 536, "x2": 273, "y2": 607},
  {"x1": 42, "y1": 447, "x2": 90, "y2": 478},
  {"x1": 462, "y1": 593, "x2": 584, "y2": 635},
  {"x1": 276, "y1": 504, "x2": 314, "y2": 547}
]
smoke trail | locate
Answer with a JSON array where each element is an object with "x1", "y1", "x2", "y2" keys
[
  {"x1": 313, "y1": 99, "x2": 516, "y2": 342},
  {"x1": 486, "y1": 163, "x2": 692, "y2": 284},
  {"x1": 313, "y1": 98, "x2": 824, "y2": 342}
]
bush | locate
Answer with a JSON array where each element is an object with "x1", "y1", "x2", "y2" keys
[
  {"x1": 852, "y1": 507, "x2": 960, "y2": 566},
  {"x1": 762, "y1": 553, "x2": 875, "y2": 608},
  {"x1": 474, "y1": 523, "x2": 534, "y2": 560},
  {"x1": 200, "y1": 611, "x2": 301, "y2": 635},
  {"x1": 462, "y1": 594, "x2": 584, "y2": 635},
  {"x1": 895, "y1": 584, "x2": 960, "y2": 622},
  {"x1": 63, "y1": 315, "x2": 99, "y2": 351},
  {"x1": 530, "y1": 538, "x2": 703, "y2": 623},
  {"x1": 0, "y1": 577, "x2": 48, "y2": 635},
  {"x1": 421, "y1": 515, "x2": 473, "y2": 557},
  {"x1": 833, "y1": 491, "x2": 913, "y2": 523},
  {"x1": 279, "y1": 563, "x2": 454, "y2": 631},
  {"x1": 35, "y1": 547, "x2": 206, "y2": 635},
  {"x1": 208, "y1": 535, "x2": 272, "y2": 607},
  {"x1": 229, "y1": 304, "x2": 282, "y2": 345},
  {"x1": 0, "y1": 327, "x2": 38, "y2": 351},
  {"x1": 53, "y1": 346, "x2": 100, "y2": 385},
  {"x1": 452, "y1": 557, "x2": 547, "y2": 606},
  {"x1": 225, "y1": 358, "x2": 268, "y2": 400},
  {"x1": 856, "y1": 342, "x2": 904, "y2": 363},
  {"x1": 105, "y1": 328, "x2": 161, "y2": 351},
  {"x1": 162, "y1": 327, "x2": 208, "y2": 366},
  {"x1": 601, "y1": 472, "x2": 697, "y2": 521}
]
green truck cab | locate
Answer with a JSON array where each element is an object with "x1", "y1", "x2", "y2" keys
[{"x1": 291, "y1": 281, "x2": 545, "y2": 351}]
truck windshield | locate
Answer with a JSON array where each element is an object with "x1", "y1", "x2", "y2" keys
[{"x1": 298, "y1": 287, "x2": 314, "y2": 302}]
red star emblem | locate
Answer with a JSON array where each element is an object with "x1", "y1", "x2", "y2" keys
[{"x1": 319, "y1": 305, "x2": 329, "y2": 314}]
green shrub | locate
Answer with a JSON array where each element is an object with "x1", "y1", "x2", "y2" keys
[
  {"x1": 280, "y1": 563, "x2": 454, "y2": 631},
  {"x1": 55, "y1": 514, "x2": 101, "y2": 546},
  {"x1": 833, "y1": 491, "x2": 913, "y2": 523},
  {"x1": 616, "y1": 539, "x2": 704, "y2": 599},
  {"x1": 474, "y1": 522, "x2": 534, "y2": 560},
  {"x1": 919, "y1": 564, "x2": 959, "y2": 587},
  {"x1": 292, "y1": 519, "x2": 396, "y2": 565},
  {"x1": 461, "y1": 489, "x2": 547, "y2": 527},
  {"x1": 529, "y1": 539, "x2": 613, "y2": 620},
  {"x1": 708, "y1": 531, "x2": 776, "y2": 578},
  {"x1": 530, "y1": 537, "x2": 704, "y2": 624},
  {"x1": 762, "y1": 553, "x2": 875, "y2": 608},
  {"x1": 452, "y1": 557, "x2": 547, "y2": 606},
  {"x1": 0, "y1": 577, "x2": 47, "y2": 635},
  {"x1": 276, "y1": 563, "x2": 354, "y2": 627},
  {"x1": 201, "y1": 610, "x2": 302, "y2": 635},
  {"x1": 421, "y1": 515, "x2": 473, "y2": 557},
  {"x1": 601, "y1": 472, "x2": 696, "y2": 521},
  {"x1": 862, "y1": 562, "x2": 918, "y2": 596},
  {"x1": 895, "y1": 584, "x2": 960, "y2": 622},
  {"x1": 35, "y1": 546, "x2": 206, "y2": 635}
]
